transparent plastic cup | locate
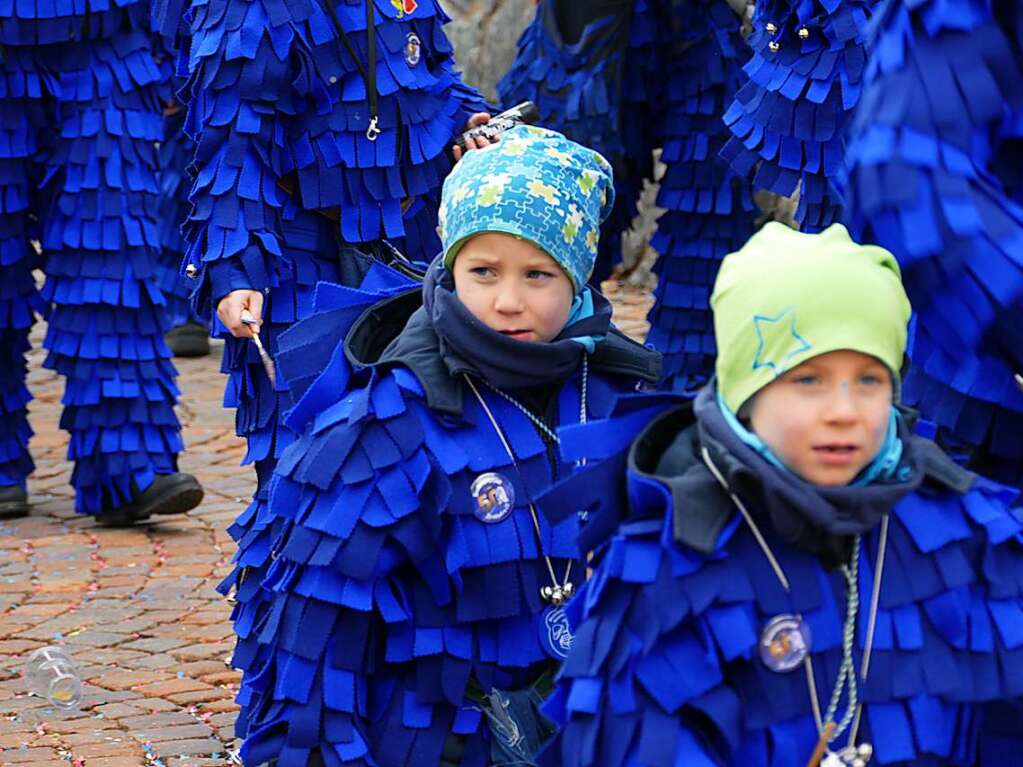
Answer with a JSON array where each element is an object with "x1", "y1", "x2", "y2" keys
[{"x1": 25, "y1": 646, "x2": 83, "y2": 710}]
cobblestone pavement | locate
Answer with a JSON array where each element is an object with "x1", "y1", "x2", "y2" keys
[{"x1": 0, "y1": 284, "x2": 654, "y2": 766}]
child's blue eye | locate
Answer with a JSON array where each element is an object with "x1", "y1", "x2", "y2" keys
[
  {"x1": 860, "y1": 375, "x2": 884, "y2": 386},
  {"x1": 526, "y1": 269, "x2": 554, "y2": 280},
  {"x1": 792, "y1": 375, "x2": 820, "y2": 385},
  {"x1": 471, "y1": 267, "x2": 496, "y2": 278}
]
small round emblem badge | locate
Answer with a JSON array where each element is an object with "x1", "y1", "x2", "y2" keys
[
  {"x1": 404, "y1": 33, "x2": 422, "y2": 67},
  {"x1": 470, "y1": 472, "x2": 515, "y2": 523},
  {"x1": 758, "y1": 613, "x2": 812, "y2": 672}
]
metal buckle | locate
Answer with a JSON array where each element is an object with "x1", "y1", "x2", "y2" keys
[{"x1": 366, "y1": 116, "x2": 381, "y2": 141}]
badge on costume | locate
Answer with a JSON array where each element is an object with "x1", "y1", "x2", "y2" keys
[
  {"x1": 471, "y1": 472, "x2": 514, "y2": 523},
  {"x1": 758, "y1": 613, "x2": 811, "y2": 672},
  {"x1": 404, "y1": 32, "x2": 421, "y2": 67},
  {"x1": 391, "y1": 0, "x2": 417, "y2": 18},
  {"x1": 538, "y1": 606, "x2": 573, "y2": 660}
]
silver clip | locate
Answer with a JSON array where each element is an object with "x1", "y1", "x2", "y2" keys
[{"x1": 366, "y1": 116, "x2": 381, "y2": 141}]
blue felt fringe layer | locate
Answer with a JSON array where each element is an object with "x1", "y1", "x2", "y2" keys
[
  {"x1": 0, "y1": 48, "x2": 46, "y2": 488},
  {"x1": 157, "y1": 107, "x2": 204, "y2": 329},
  {"x1": 721, "y1": 0, "x2": 876, "y2": 230},
  {"x1": 39, "y1": 32, "x2": 184, "y2": 513},
  {"x1": 644, "y1": 0, "x2": 756, "y2": 394},
  {"x1": 842, "y1": 0, "x2": 1023, "y2": 486},
  {"x1": 0, "y1": 24, "x2": 185, "y2": 512},
  {"x1": 182, "y1": 0, "x2": 489, "y2": 315},
  {"x1": 497, "y1": 0, "x2": 662, "y2": 284},
  {"x1": 0, "y1": 0, "x2": 148, "y2": 45},
  {"x1": 224, "y1": 264, "x2": 667, "y2": 765},
  {"x1": 541, "y1": 409, "x2": 1023, "y2": 765}
]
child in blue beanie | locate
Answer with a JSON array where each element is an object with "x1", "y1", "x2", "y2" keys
[{"x1": 231, "y1": 126, "x2": 662, "y2": 766}]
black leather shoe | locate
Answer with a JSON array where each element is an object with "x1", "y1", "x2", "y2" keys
[
  {"x1": 165, "y1": 322, "x2": 210, "y2": 358},
  {"x1": 0, "y1": 486, "x2": 29, "y2": 519},
  {"x1": 95, "y1": 473, "x2": 204, "y2": 526}
]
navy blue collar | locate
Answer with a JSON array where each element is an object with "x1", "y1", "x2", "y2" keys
[{"x1": 422, "y1": 257, "x2": 614, "y2": 391}]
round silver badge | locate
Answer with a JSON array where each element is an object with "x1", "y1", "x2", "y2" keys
[
  {"x1": 471, "y1": 472, "x2": 515, "y2": 523},
  {"x1": 404, "y1": 32, "x2": 422, "y2": 67},
  {"x1": 758, "y1": 613, "x2": 812, "y2": 673}
]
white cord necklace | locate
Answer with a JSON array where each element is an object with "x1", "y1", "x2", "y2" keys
[{"x1": 701, "y1": 446, "x2": 887, "y2": 767}]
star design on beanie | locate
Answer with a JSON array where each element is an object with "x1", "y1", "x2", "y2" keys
[{"x1": 752, "y1": 308, "x2": 812, "y2": 375}]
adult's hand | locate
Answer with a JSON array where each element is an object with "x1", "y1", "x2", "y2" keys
[
  {"x1": 452, "y1": 112, "x2": 496, "y2": 162},
  {"x1": 217, "y1": 289, "x2": 264, "y2": 339}
]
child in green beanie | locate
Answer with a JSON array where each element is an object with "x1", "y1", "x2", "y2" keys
[
  {"x1": 543, "y1": 222, "x2": 1023, "y2": 767},
  {"x1": 232, "y1": 126, "x2": 664, "y2": 767}
]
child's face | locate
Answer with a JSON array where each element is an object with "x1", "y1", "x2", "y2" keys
[
  {"x1": 452, "y1": 233, "x2": 575, "y2": 344},
  {"x1": 748, "y1": 350, "x2": 893, "y2": 486}
]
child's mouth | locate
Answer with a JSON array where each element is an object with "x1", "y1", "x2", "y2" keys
[
  {"x1": 499, "y1": 329, "x2": 532, "y2": 340},
  {"x1": 813, "y1": 444, "x2": 859, "y2": 465}
]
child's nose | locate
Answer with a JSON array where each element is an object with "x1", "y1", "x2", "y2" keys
[
  {"x1": 493, "y1": 284, "x2": 524, "y2": 313},
  {"x1": 824, "y1": 383, "x2": 859, "y2": 422}
]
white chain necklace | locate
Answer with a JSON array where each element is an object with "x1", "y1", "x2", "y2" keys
[{"x1": 463, "y1": 358, "x2": 589, "y2": 606}]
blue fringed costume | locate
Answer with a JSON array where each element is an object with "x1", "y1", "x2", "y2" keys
[
  {"x1": 842, "y1": 0, "x2": 1023, "y2": 487},
  {"x1": 0, "y1": 0, "x2": 197, "y2": 518},
  {"x1": 643, "y1": 0, "x2": 757, "y2": 393},
  {"x1": 721, "y1": 0, "x2": 875, "y2": 230},
  {"x1": 231, "y1": 262, "x2": 661, "y2": 765},
  {"x1": 540, "y1": 221, "x2": 1023, "y2": 767},
  {"x1": 180, "y1": 0, "x2": 489, "y2": 662},
  {"x1": 230, "y1": 126, "x2": 664, "y2": 765},
  {"x1": 497, "y1": 0, "x2": 662, "y2": 285},
  {"x1": 541, "y1": 391, "x2": 1023, "y2": 766}
]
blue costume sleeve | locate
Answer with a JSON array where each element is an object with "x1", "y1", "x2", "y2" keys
[
  {"x1": 721, "y1": 0, "x2": 874, "y2": 230},
  {"x1": 183, "y1": 0, "x2": 298, "y2": 315},
  {"x1": 540, "y1": 510, "x2": 735, "y2": 766},
  {"x1": 842, "y1": 0, "x2": 1023, "y2": 487},
  {"x1": 237, "y1": 371, "x2": 457, "y2": 766}
]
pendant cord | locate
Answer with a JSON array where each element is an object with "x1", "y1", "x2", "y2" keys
[
  {"x1": 701, "y1": 446, "x2": 790, "y2": 590},
  {"x1": 463, "y1": 358, "x2": 589, "y2": 603},
  {"x1": 700, "y1": 447, "x2": 889, "y2": 755}
]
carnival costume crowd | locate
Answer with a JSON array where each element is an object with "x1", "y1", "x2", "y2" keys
[{"x1": 3, "y1": 0, "x2": 1022, "y2": 764}]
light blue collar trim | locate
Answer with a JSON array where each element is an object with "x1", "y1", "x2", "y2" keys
[
  {"x1": 566, "y1": 288, "x2": 602, "y2": 353},
  {"x1": 715, "y1": 392, "x2": 905, "y2": 486}
]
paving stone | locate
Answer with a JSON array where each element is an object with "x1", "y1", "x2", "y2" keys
[
  {"x1": 149, "y1": 737, "x2": 225, "y2": 758},
  {"x1": 119, "y1": 712, "x2": 197, "y2": 730},
  {"x1": 133, "y1": 723, "x2": 216, "y2": 743},
  {"x1": 135, "y1": 678, "x2": 211, "y2": 698}
]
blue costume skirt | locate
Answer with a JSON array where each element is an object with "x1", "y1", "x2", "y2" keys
[{"x1": 0, "y1": 27, "x2": 184, "y2": 514}]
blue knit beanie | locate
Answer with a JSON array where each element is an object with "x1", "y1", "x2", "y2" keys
[{"x1": 439, "y1": 125, "x2": 615, "y2": 292}]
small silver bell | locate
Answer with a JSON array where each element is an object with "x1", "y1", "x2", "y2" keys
[
  {"x1": 768, "y1": 40, "x2": 781, "y2": 52},
  {"x1": 185, "y1": 263, "x2": 199, "y2": 279},
  {"x1": 798, "y1": 26, "x2": 810, "y2": 38},
  {"x1": 765, "y1": 21, "x2": 777, "y2": 33},
  {"x1": 540, "y1": 586, "x2": 554, "y2": 601},
  {"x1": 562, "y1": 582, "x2": 575, "y2": 597}
]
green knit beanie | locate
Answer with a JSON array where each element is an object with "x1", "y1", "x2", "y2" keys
[{"x1": 712, "y1": 222, "x2": 912, "y2": 413}]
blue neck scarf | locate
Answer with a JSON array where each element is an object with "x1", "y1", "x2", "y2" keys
[
  {"x1": 716, "y1": 391, "x2": 906, "y2": 487},
  {"x1": 423, "y1": 258, "x2": 612, "y2": 390}
]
